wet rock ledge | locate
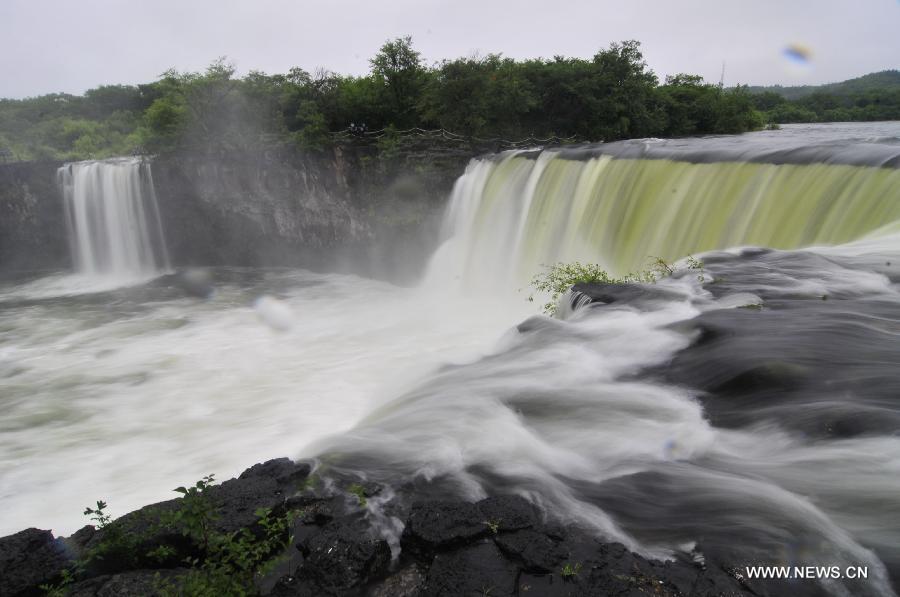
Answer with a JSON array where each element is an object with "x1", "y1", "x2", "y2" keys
[{"x1": 0, "y1": 458, "x2": 764, "y2": 596}]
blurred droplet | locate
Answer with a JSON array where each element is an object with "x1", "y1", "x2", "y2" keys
[
  {"x1": 663, "y1": 438, "x2": 677, "y2": 459},
  {"x1": 783, "y1": 44, "x2": 812, "y2": 65},
  {"x1": 254, "y1": 295, "x2": 295, "y2": 332},
  {"x1": 177, "y1": 268, "x2": 214, "y2": 299}
]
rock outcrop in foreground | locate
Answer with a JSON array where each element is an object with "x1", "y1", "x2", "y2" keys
[{"x1": 0, "y1": 458, "x2": 764, "y2": 596}]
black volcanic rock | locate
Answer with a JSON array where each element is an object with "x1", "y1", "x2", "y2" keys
[
  {"x1": 571, "y1": 282, "x2": 683, "y2": 308},
  {"x1": 0, "y1": 528, "x2": 71, "y2": 597},
  {"x1": 475, "y1": 495, "x2": 538, "y2": 532},
  {"x1": 66, "y1": 569, "x2": 188, "y2": 597},
  {"x1": 239, "y1": 458, "x2": 312, "y2": 486},
  {"x1": 400, "y1": 500, "x2": 487, "y2": 558},
  {"x1": 369, "y1": 564, "x2": 426, "y2": 597},
  {"x1": 0, "y1": 457, "x2": 763, "y2": 597},
  {"x1": 294, "y1": 521, "x2": 391, "y2": 595},
  {"x1": 494, "y1": 528, "x2": 567, "y2": 572},
  {"x1": 424, "y1": 541, "x2": 519, "y2": 597}
]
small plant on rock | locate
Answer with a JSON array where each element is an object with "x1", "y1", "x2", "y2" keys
[
  {"x1": 164, "y1": 474, "x2": 218, "y2": 552},
  {"x1": 561, "y1": 561, "x2": 582, "y2": 579},
  {"x1": 528, "y1": 261, "x2": 648, "y2": 315},
  {"x1": 685, "y1": 255, "x2": 705, "y2": 282},
  {"x1": 484, "y1": 519, "x2": 501, "y2": 535},
  {"x1": 84, "y1": 500, "x2": 112, "y2": 528},
  {"x1": 348, "y1": 484, "x2": 368, "y2": 508},
  {"x1": 159, "y1": 507, "x2": 297, "y2": 596},
  {"x1": 156, "y1": 476, "x2": 300, "y2": 596},
  {"x1": 40, "y1": 499, "x2": 139, "y2": 595},
  {"x1": 39, "y1": 568, "x2": 76, "y2": 597}
]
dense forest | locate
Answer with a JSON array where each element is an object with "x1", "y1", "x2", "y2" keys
[
  {"x1": 749, "y1": 70, "x2": 900, "y2": 124},
  {"x1": 0, "y1": 39, "x2": 764, "y2": 162},
  {"x1": 1, "y1": 39, "x2": 896, "y2": 163}
]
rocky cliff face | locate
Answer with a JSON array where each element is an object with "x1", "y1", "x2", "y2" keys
[
  {"x1": 0, "y1": 160, "x2": 69, "y2": 275},
  {"x1": 0, "y1": 143, "x2": 469, "y2": 280},
  {"x1": 150, "y1": 148, "x2": 371, "y2": 271}
]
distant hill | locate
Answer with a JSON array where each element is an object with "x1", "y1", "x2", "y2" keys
[
  {"x1": 747, "y1": 70, "x2": 900, "y2": 100},
  {"x1": 746, "y1": 70, "x2": 900, "y2": 123}
]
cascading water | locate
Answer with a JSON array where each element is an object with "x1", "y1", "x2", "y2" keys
[
  {"x1": 334, "y1": 124, "x2": 900, "y2": 596},
  {"x1": 58, "y1": 157, "x2": 170, "y2": 279},
  {"x1": 429, "y1": 131, "x2": 900, "y2": 289}
]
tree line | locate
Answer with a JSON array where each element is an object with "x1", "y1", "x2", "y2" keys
[
  {"x1": 749, "y1": 70, "x2": 900, "y2": 124},
  {"x1": 0, "y1": 38, "x2": 776, "y2": 161}
]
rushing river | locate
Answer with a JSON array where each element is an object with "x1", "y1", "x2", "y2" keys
[{"x1": 1, "y1": 122, "x2": 899, "y2": 596}]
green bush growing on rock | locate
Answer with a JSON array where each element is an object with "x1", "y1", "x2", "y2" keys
[
  {"x1": 38, "y1": 569, "x2": 76, "y2": 597},
  {"x1": 529, "y1": 256, "x2": 704, "y2": 316},
  {"x1": 41, "y1": 475, "x2": 300, "y2": 597},
  {"x1": 156, "y1": 506, "x2": 298, "y2": 597},
  {"x1": 155, "y1": 475, "x2": 299, "y2": 596},
  {"x1": 529, "y1": 261, "x2": 650, "y2": 316},
  {"x1": 164, "y1": 474, "x2": 218, "y2": 552}
]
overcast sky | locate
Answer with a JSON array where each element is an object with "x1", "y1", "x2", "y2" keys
[{"x1": 1, "y1": 0, "x2": 898, "y2": 98}]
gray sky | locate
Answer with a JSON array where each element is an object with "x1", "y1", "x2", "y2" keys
[{"x1": 1, "y1": 0, "x2": 898, "y2": 98}]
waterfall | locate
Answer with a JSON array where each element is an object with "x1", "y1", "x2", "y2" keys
[
  {"x1": 58, "y1": 157, "x2": 169, "y2": 278},
  {"x1": 429, "y1": 148, "x2": 900, "y2": 289}
]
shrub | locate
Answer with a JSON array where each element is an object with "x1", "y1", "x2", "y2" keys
[
  {"x1": 41, "y1": 475, "x2": 299, "y2": 597},
  {"x1": 529, "y1": 256, "x2": 704, "y2": 316}
]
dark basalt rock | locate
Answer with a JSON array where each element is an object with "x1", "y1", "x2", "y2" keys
[
  {"x1": 369, "y1": 564, "x2": 426, "y2": 597},
  {"x1": 494, "y1": 528, "x2": 567, "y2": 572},
  {"x1": 571, "y1": 282, "x2": 683, "y2": 308},
  {"x1": 475, "y1": 495, "x2": 538, "y2": 532},
  {"x1": 239, "y1": 458, "x2": 312, "y2": 486},
  {"x1": 172, "y1": 457, "x2": 311, "y2": 536},
  {"x1": 0, "y1": 457, "x2": 762, "y2": 597},
  {"x1": 400, "y1": 500, "x2": 488, "y2": 558},
  {"x1": 423, "y1": 541, "x2": 519, "y2": 597},
  {"x1": 288, "y1": 493, "x2": 342, "y2": 527},
  {"x1": 516, "y1": 314, "x2": 568, "y2": 334},
  {"x1": 0, "y1": 528, "x2": 71, "y2": 596},
  {"x1": 66, "y1": 569, "x2": 188, "y2": 597},
  {"x1": 209, "y1": 474, "x2": 288, "y2": 533},
  {"x1": 293, "y1": 522, "x2": 391, "y2": 595}
]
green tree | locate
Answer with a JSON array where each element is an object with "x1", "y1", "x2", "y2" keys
[
  {"x1": 370, "y1": 36, "x2": 427, "y2": 127},
  {"x1": 142, "y1": 96, "x2": 186, "y2": 151},
  {"x1": 420, "y1": 54, "x2": 536, "y2": 137}
]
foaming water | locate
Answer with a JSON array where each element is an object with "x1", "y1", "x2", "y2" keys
[
  {"x1": 0, "y1": 269, "x2": 534, "y2": 536},
  {"x1": 315, "y1": 236, "x2": 900, "y2": 596}
]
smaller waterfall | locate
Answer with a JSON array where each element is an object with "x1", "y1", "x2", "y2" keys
[{"x1": 58, "y1": 157, "x2": 169, "y2": 278}]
